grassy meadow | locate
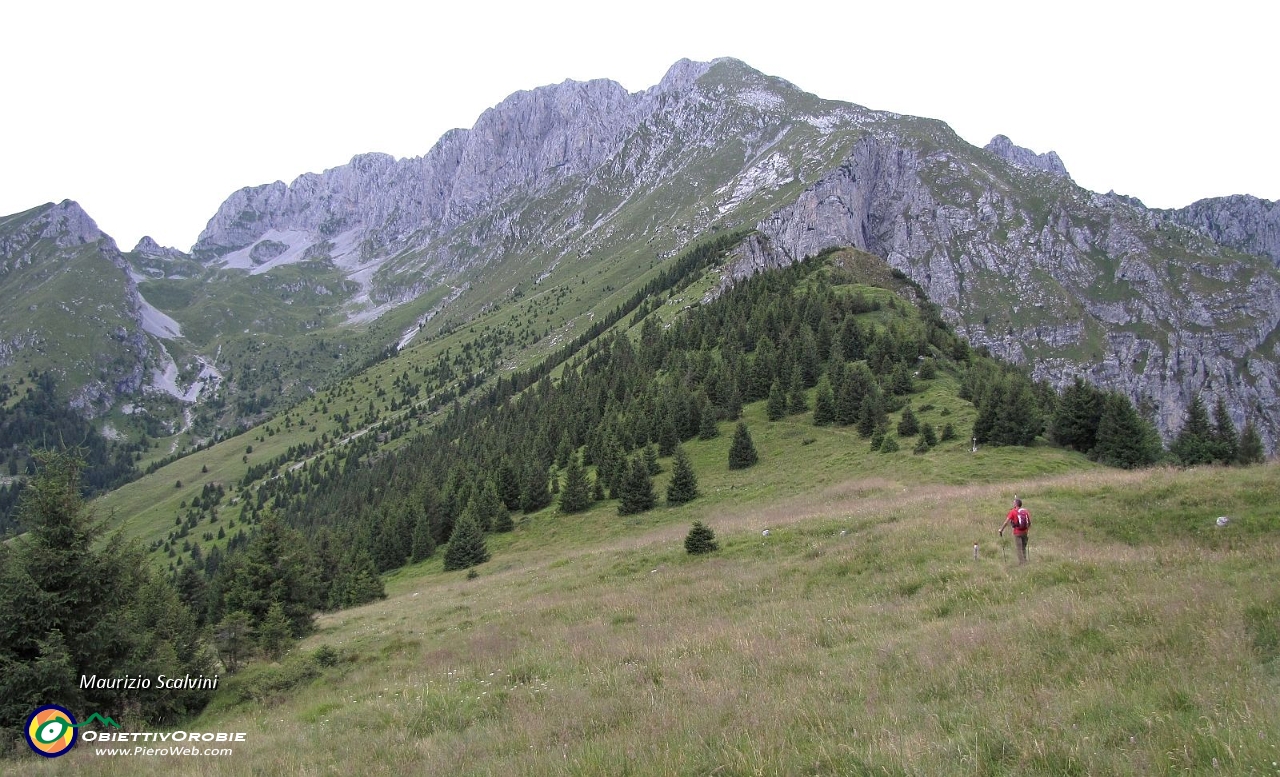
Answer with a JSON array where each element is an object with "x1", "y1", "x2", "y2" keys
[{"x1": 16, "y1": 410, "x2": 1279, "y2": 775}]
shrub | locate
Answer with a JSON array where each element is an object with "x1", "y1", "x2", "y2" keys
[{"x1": 684, "y1": 521, "x2": 719, "y2": 555}]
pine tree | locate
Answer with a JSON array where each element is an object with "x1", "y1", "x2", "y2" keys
[
  {"x1": 897, "y1": 405, "x2": 920, "y2": 437},
  {"x1": 684, "y1": 521, "x2": 719, "y2": 555},
  {"x1": 941, "y1": 422, "x2": 957, "y2": 441},
  {"x1": 666, "y1": 446, "x2": 700, "y2": 505},
  {"x1": 1172, "y1": 394, "x2": 1214, "y2": 466},
  {"x1": 520, "y1": 459, "x2": 552, "y2": 513},
  {"x1": 728, "y1": 422, "x2": 759, "y2": 469},
  {"x1": 1237, "y1": 418, "x2": 1265, "y2": 465},
  {"x1": 559, "y1": 454, "x2": 591, "y2": 514},
  {"x1": 857, "y1": 391, "x2": 886, "y2": 438},
  {"x1": 698, "y1": 407, "x2": 721, "y2": 440},
  {"x1": 258, "y1": 602, "x2": 292, "y2": 659},
  {"x1": 786, "y1": 366, "x2": 809, "y2": 414},
  {"x1": 442, "y1": 506, "x2": 490, "y2": 571},
  {"x1": 617, "y1": 456, "x2": 657, "y2": 516},
  {"x1": 767, "y1": 380, "x2": 787, "y2": 420},
  {"x1": 644, "y1": 443, "x2": 662, "y2": 475},
  {"x1": 1093, "y1": 392, "x2": 1159, "y2": 469},
  {"x1": 1211, "y1": 396, "x2": 1239, "y2": 464},
  {"x1": 879, "y1": 434, "x2": 900, "y2": 453},
  {"x1": 921, "y1": 422, "x2": 938, "y2": 447},
  {"x1": 1052, "y1": 377, "x2": 1103, "y2": 454},
  {"x1": 213, "y1": 611, "x2": 255, "y2": 673},
  {"x1": 812, "y1": 376, "x2": 835, "y2": 426},
  {"x1": 411, "y1": 508, "x2": 436, "y2": 561}
]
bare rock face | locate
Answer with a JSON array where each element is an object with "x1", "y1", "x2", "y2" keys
[
  {"x1": 1165, "y1": 195, "x2": 1280, "y2": 267},
  {"x1": 728, "y1": 130, "x2": 1280, "y2": 450},
  {"x1": 983, "y1": 134, "x2": 1070, "y2": 179},
  {"x1": 133, "y1": 235, "x2": 189, "y2": 261}
]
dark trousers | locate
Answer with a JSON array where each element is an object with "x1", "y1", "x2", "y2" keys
[{"x1": 1015, "y1": 533, "x2": 1028, "y2": 564}]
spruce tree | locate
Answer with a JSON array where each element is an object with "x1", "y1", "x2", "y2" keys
[
  {"x1": 1172, "y1": 394, "x2": 1214, "y2": 466},
  {"x1": 411, "y1": 507, "x2": 436, "y2": 562},
  {"x1": 684, "y1": 521, "x2": 719, "y2": 554},
  {"x1": 787, "y1": 366, "x2": 809, "y2": 414},
  {"x1": 442, "y1": 506, "x2": 490, "y2": 571},
  {"x1": 812, "y1": 376, "x2": 836, "y2": 426},
  {"x1": 1211, "y1": 396, "x2": 1239, "y2": 464},
  {"x1": 617, "y1": 456, "x2": 657, "y2": 516},
  {"x1": 1237, "y1": 419, "x2": 1265, "y2": 465},
  {"x1": 644, "y1": 443, "x2": 661, "y2": 475},
  {"x1": 921, "y1": 422, "x2": 938, "y2": 447},
  {"x1": 897, "y1": 405, "x2": 920, "y2": 437},
  {"x1": 879, "y1": 434, "x2": 900, "y2": 453},
  {"x1": 666, "y1": 446, "x2": 700, "y2": 505},
  {"x1": 559, "y1": 454, "x2": 591, "y2": 514},
  {"x1": 857, "y1": 390, "x2": 886, "y2": 438},
  {"x1": 1052, "y1": 377, "x2": 1103, "y2": 454},
  {"x1": 766, "y1": 380, "x2": 787, "y2": 421},
  {"x1": 520, "y1": 459, "x2": 552, "y2": 513},
  {"x1": 728, "y1": 422, "x2": 759, "y2": 469},
  {"x1": 1093, "y1": 392, "x2": 1159, "y2": 469},
  {"x1": 258, "y1": 602, "x2": 292, "y2": 659},
  {"x1": 698, "y1": 408, "x2": 721, "y2": 440}
]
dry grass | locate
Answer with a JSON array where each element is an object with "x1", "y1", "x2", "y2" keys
[{"x1": 13, "y1": 463, "x2": 1280, "y2": 776}]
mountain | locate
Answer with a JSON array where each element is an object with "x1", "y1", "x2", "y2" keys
[
  {"x1": 2, "y1": 57, "x2": 1278, "y2": 452},
  {"x1": 0, "y1": 201, "x2": 152, "y2": 414}
]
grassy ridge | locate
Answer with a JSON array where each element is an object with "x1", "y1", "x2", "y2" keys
[{"x1": 18, "y1": 405, "x2": 1278, "y2": 774}]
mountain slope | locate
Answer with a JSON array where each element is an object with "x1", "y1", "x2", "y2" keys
[
  {"x1": 0, "y1": 201, "x2": 152, "y2": 414},
  {"x1": 3, "y1": 57, "x2": 1277, "y2": 454}
]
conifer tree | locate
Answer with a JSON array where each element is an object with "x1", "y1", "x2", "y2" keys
[
  {"x1": 879, "y1": 434, "x2": 900, "y2": 453},
  {"x1": 520, "y1": 459, "x2": 552, "y2": 513},
  {"x1": 442, "y1": 506, "x2": 490, "y2": 571},
  {"x1": 258, "y1": 602, "x2": 292, "y2": 659},
  {"x1": 1093, "y1": 392, "x2": 1159, "y2": 469},
  {"x1": 857, "y1": 390, "x2": 886, "y2": 438},
  {"x1": 1052, "y1": 377, "x2": 1103, "y2": 454},
  {"x1": 728, "y1": 422, "x2": 759, "y2": 469},
  {"x1": 617, "y1": 456, "x2": 657, "y2": 516},
  {"x1": 666, "y1": 446, "x2": 700, "y2": 505},
  {"x1": 766, "y1": 380, "x2": 787, "y2": 421},
  {"x1": 1172, "y1": 394, "x2": 1214, "y2": 466},
  {"x1": 411, "y1": 508, "x2": 437, "y2": 561},
  {"x1": 684, "y1": 521, "x2": 718, "y2": 554},
  {"x1": 1237, "y1": 419, "x2": 1265, "y2": 465},
  {"x1": 644, "y1": 443, "x2": 661, "y2": 475},
  {"x1": 787, "y1": 365, "x2": 809, "y2": 414},
  {"x1": 1211, "y1": 396, "x2": 1239, "y2": 464},
  {"x1": 559, "y1": 454, "x2": 591, "y2": 514},
  {"x1": 921, "y1": 421, "x2": 938, "y2": 447},
  {"x1": 698, "y1": 407, "x2": 721, "y2": 439},
  {"x1": 897, "y1": 405, "x2": 920, "y2": 437},
  {"x1": 812, "y1": 376, "x2": 836, "y2": 426}
]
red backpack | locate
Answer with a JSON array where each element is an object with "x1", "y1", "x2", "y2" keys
[{"x1": 1012, "y1": 507, "x2": 1030, "y2": 530}]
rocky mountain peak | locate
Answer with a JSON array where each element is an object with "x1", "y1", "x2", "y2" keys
[
  {"x1": 42, "y1": 199, "x2": 116, "y2": 250},
  {"x1": 132, "y1": 235, "x2": 187, "y2": 260},
  {"x1": 1166, "y1": 194, "x2": 1280, "y2": 266},
  {"x1": 984, "y1": 134, "x2": 1070, "y2": 178}
]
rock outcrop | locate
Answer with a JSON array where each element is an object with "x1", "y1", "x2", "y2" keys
[{"x1": 1164, "y1": 194, "x2": 1280, "y2": 267}]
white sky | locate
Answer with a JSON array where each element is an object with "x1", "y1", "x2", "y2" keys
[{"x1": 2, "y1": 1, "x2": 1275, "y2": 252}]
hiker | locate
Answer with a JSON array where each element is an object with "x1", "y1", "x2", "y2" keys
[{"x1": 999, "y1": 497, "x2": 1030, "y2": 564}]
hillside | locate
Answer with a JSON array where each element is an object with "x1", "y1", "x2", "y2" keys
[{"x1": 15, "y1": 454, "x2": 1278, "y2": 775}]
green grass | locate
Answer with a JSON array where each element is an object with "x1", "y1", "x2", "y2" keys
[{"x1": 23, "y1": 424, "x2": 1280, "y2": 774}]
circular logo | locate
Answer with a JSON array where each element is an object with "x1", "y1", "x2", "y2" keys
[{"x1": 25, "y1": 705, "x2": 78, "y2": 758}]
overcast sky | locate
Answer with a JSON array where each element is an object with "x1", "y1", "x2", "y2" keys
[{"x1": 2, "y1": 1, "x2": 1275, "y2": 252}]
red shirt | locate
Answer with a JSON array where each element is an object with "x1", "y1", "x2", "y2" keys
[{"x1": 1007, "y1": 507, "x2": 1029, "y2": 535}]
